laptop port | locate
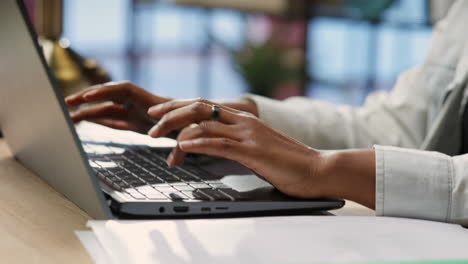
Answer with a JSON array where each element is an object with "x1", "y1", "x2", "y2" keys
[
  {"x1": 215, "y1": 207, "x2": 228, "y2": 210},
  {"x1": 173, "y1": 206, "x2": 189, "y2": 213},
  {"x1": 201, "y1": 207, "x2": 211, "y2": 212},
  {"x1": 159, "y1": 207, "x2": 165, "y2": 213}
]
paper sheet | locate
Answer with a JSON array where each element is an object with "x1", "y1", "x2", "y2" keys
[
  {"x1": 85, "y1": 216, "x2": 468, "y2": 264},
  {"x1": 76, "y1": 231, "x2": 112, "y2": 264},
  {"x1": 76, "y1": 121, "x2": 177, "y2": 148}
]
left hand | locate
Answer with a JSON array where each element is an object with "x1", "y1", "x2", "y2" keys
[{"x1": 147, "y1": 98, "x2": 331, "y2": 199}]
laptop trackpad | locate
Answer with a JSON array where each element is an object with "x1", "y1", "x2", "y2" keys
[{"x1": 220, "y1": 174, "x2": 273, "y2": 192}]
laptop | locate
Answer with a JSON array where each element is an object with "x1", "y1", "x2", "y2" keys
[{"x1": 0, "y1": 0, "x2": 344, "y2": 219}]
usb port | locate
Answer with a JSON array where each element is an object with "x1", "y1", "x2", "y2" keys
[{"x1": 173, "y1": 206, "x2": 189, "y2": 213}]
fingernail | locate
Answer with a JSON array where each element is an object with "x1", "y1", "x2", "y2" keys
[
  {"x1": 148, "y1": 104, "x2": 162, "y2": 114},
  {"x1": 166, "y1": 153, "x2": 174, "y2": 167},
  {"x1": 147, "y1": 124, "x2": 160, "y2": 137},
  {"x1": 179, "y1": 141, "x2": 191, "y2": 149},
  {"x1": 83, "y1": 91, "x2": 97, "y2": 100}
]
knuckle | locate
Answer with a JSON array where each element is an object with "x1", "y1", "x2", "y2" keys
[
  {"x1": 164, "y1": 101, "x2": 175, "y2": 111},
  {"x1": 198, "y1": 121, "x2": 212, "y2": 133},
  {"x1": 177, "y1": 128, "x2": 190, "y2": 141},
  {"x1": 179, "y1": 124, "x2": 199, "y2": 140},
  {"x1": 218, "y1": 138, "x2": 234, "y2": 150},
  {"x1": 109, "y1": 104, "x2": 121, "y2": 112},
  {"x1": 195, "y1": 97, "x2": 208, "y2": 104},
  {"x1": 244, "y1": 138, "x2": 259, "y2": 149},
  {"x1": 158, "y1": 113, "x2": 172, "y2": 128},
  {"x1": 244, "y1": 128, "x2": 256, "y2": 139},
  {"x1": 191, "y1": 102, "x2": 205, "y2": 114},
  {"x1": 119, "y1": 81, "x2": 134, "y2": 93},
  {"x1": 121, "y1": 80, "x2": 132, "y2": 87},
  {"x1": 244, "y1": 114, "x2": 259, "y2": 124}
]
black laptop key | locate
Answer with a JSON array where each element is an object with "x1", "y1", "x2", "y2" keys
[
  {"x1": 155, "y1": 171, "x2": 179, "y2": 181},
  {"x1": 197, "y1": 189, "x2": 231, "y2": 201},
  {"x1": 107, "y1": 167, "x2": 126, "y2": 175},
  {"x1": 147, "y1": 167, "x2": 163, "y2": 174},
  {"x1": 180, "y1": 165, "x2": 203, "y2": 175},
  {"x1": 94, "y1": 172, "x2": 105, "y2": 180},
  {"x1": 112, "y1": 181, "x2": 130, "y2": 191},
  {"x1": 171, "y1": 170, "x2": 199, "y2": 181},
  {"x1": 182, "y1": 191, "x2": 197, "y2": 200},
  {"x1": 163, "y1": 176, "x2": 182, "y2": 184},
  {"x1": 149, "y1": 157, "x2": 166, "y2": 166},
  {"x1": 182, "y1": 166, "x2": 220, "y2": 180},
  {"x1": 149, "y1": 170, "x2": 168, "y2": 178},
  {"x1": 105, "y1": 155, "x2": 127, "y2": 162},
  {"x1": 106, "y1": 175, "x2": 122, "y2": 183},
  {"x1": 126, "y1": 179, "x2": 146, "y2": 187},
  {"x1": 137, "y1": 173, "x2": 155, "y2": 180},
  {"x1": 218, "y1": 188, "x2": 248, "y2": 200},
  {"x1": 192, "y1": 190, "x2": 212, "y2": 201},
  {"x1": 119, "y1": 174, "x2": 140, "y2": 182},
  {"x1": 114, "y1": 170, "x2": 134, "y2": 179},
  {"x1": 168, "y1": 192, "x2": 187, "y2": 201},
  {"x1": 143, "y1": 176, "x2": 164, "y2": 185}
]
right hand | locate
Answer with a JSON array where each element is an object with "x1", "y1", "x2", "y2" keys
[{"x1": 65, "y1": 81, "x2": 171, "y2": 134}]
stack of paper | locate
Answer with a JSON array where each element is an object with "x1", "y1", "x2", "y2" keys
[{"x1": 76, "y1": 216, "x2": 468, "y2": 264}]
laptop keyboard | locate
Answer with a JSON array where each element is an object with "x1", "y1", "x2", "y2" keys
[{"x1": 83, "y1": 142, "x2": 246, "y2": 201}]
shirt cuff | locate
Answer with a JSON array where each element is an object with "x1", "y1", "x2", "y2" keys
[
  {"x1": 374, "y1": 145, "x2": 453, "y2": 222},
  {"x1": 240, "y1": 94, "x2": 308, "y2": 143},
  {"x1": 240, "y1": 94, "x2": 289, "y2": 123}
]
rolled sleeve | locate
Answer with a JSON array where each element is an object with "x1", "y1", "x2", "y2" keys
[{"x1": 374, "y1": 145, "x2": 453, "y2": 222}]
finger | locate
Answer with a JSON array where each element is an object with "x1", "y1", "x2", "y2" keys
[
  {"x1": 87, "y1": 119, "x2": 134, "y2": 131},
  {"x1": 148, "y1": 102, "x2": 240, "y2": 138},
  {"x1": 76, "y1": 81, "x2": 135, "y2": 105},
  {"x1": 147, "y1": 98, "x2": 243, "y2": 119},
  {"x1": 70, "y1": 102, "x2": 128, "y2": 123},
  {"x1": 168, "y1": 122, "x2": 240, "y2": 167},
  {"x1": 178, "y1": 138, "x2": 246, "y2": 163},
  {"x1": 65, "y1": 84, "x2": 103, "y2": 106},
  {"x1": 168, "y1": 124, "x2": 197, "y2": 167}
]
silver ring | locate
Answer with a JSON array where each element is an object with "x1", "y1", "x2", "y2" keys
[
  {"x1": 122, "y1": 102, "x2": 133, "y2": 110},
  {"x1": 211, "y1": 105, "x2": 221, "y2": 121}
]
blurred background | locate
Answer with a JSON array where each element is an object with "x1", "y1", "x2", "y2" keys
[{"x1": 27, "y1": 0, "x2": 456, "y2": 106}]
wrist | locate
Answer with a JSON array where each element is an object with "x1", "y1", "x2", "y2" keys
[{"x1": 320, "y1": 149, "x2": 376, "y2": 209}]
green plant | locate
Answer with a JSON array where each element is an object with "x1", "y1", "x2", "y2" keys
[{"x1": 232, "y1": 42, "x2": 306, "y2": 97}]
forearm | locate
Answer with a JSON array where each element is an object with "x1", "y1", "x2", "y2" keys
[{"x1": 320, "y1": 149, "x2": 376, "y2": 209}]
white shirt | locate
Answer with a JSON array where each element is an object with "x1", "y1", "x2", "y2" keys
[{"x1": 244, "y1": 0, "x2": 468, "y2": 226}]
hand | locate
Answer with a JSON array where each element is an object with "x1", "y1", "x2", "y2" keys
[
  {"x1": 146, "y1": 98, "x2": 330, "y2": 198},
  {"x1": 65, "y1": 81, "x2": 259, "y2": 134},
  {"x1": 147, "y1": 98, "x2": 377, "y2": 207},
  {"x1": 65, "y1": 81, "x2": 171, "y2": 134}
]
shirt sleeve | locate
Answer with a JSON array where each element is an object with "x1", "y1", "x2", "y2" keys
[{"x1": 374, "y1": 145, "x2": 468, "y2": 226}]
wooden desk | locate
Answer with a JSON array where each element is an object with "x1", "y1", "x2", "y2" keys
[
  {"x1": 0, "y1": 139, "x2": 92, "y2": 264},
  {"x1": 0, "y1": 139, "x2": 373, "y2": 263}
]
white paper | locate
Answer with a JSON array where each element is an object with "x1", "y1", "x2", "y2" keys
[
  {"x1": 86, "y1": 216, "x2": 468, "y2": 264},
  {"x1": 76, "y1": 121, "x2": 177, "y2": 148},
  {"x1": 75, "y1": 231, "x2": 113, "y2": 264}
]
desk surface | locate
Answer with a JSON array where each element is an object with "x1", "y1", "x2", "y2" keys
[{"x1": 0, "y1": 139, "x2": 373, "y2": 263}]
